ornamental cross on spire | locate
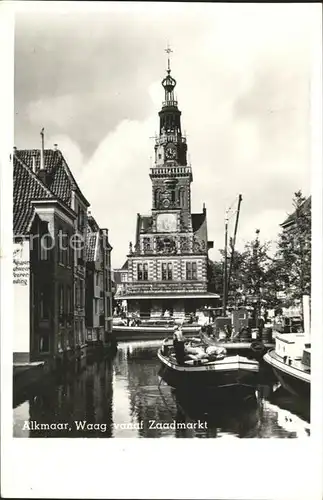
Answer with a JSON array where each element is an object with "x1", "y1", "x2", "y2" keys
[{"x1": 165, "y1": 43, "x2": 173, "y2": 72}]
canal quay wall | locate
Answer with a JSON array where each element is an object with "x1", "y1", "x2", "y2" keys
[{"x1": 13, "y1": 338, "x2": 118, "y2": 406}]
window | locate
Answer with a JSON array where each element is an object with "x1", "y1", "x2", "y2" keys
[
  {"x1": 137, "y1": 263, "x2": 143, "y2": 281},
  {"x1": 179, "y1": 189, "x2": 185, "y2": 207},
  {"x1": 65, "y1": 233, "x2": 72, "y2": 266},
  {"x1": 77, "y1": 207, "x2": 85, "y2": 233},
  {"x1": 59, "y1": 285, "x2": 64, "y2": 315},
  {"x1": 167, "y1": 262, "x2": 173, "y2": 280},
  {"x1": 39, "y1": 286, "x2": 50, "y2": 320},
  {"x1": 66, "y1": 286, "x2": 72, "y2": 314},
  {"x1": 62, "y1": 232, "x2": 68, "y2": 265},
  {"x1": 75, "y1": 280, "x2": 81, "y2": 307},
  {"x1": 58, "y1": 228, "x2": 63, "y2": 264},
  {"x1": 162, "y1": 262, "x2": 173, "y2": 280},
  {"x1": 106, "y1": 297, "x2": 111, "y2": 317},
  {"x1": 40, "y1": 234, "x2": 51, "y2": 260},
  {"x1": 39, "y1": 334, "x2": 50, "y2": 353},
  {"x1": 186, "y1": 261, "x2": 197, "y2": 280},
  {"x1": 80, "y1": 280, "x2": 85, "y2": 307},
  {"x1": 138, "y1": 263, "x2": 148, "y2": 281},
  {"x1": 77, "y1": 207, "x2": 84, "y2": 232},
  {"x1": 192, "y1": 262, "x2": 197, "y2": 280},
  {"x1": 154, "y1": 189, "x2": 160, "y2": 208}
]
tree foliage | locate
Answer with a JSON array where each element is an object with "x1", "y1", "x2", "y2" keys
[
  {"x1": 274, "y1": 191, "x2": 311, "y2": 302},
  {"x1": 207, "y1": 191, "x2": 311, "y2": 310}
]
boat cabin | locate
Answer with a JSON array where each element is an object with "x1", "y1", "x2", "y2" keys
[
  {"x1": 275, "y1": 333, "x2": 308, "y2": 361},
  {"x1": 302, "y1": 346, "x2": 311, "y2": 368}
]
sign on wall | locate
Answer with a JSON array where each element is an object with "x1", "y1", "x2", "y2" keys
[
  {"x1": 13, "y1": 242, "x2": 30, "y2": 286},
  {"x1": 13, "y1": 241, "x2": 30, "y2": 356}
]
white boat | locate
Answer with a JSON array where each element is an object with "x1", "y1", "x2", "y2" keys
[
  {"x1": 263, "y1": 295, "x2": 311, "y2": 400},
  {"x1": 113, "y1": 316, "x2": 201, "y2": 341},
  {"x1": 263, "y1": 334, "x2": 310, "y2": 399}
]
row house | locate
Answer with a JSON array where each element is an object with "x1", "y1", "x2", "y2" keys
[
  {"x1": 85, "y1": 214, "x2": 113, "y2": 344},
  {"x1": 112, "y1": 261, "x2": 129, "y2": 314},
  {"x1": 13, "y1": 134, "x2": 114, "y2": 367},
  {"x1": 13, "y1": 151, "x2": 76, "y2": 365},
  {"x1": 15, "y1": 139, "x2": 90, "y2": 358}
]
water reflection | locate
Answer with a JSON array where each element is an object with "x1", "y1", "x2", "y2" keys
[{"x1": 13, "y1": 341, "x2": 310, "y2": 438}]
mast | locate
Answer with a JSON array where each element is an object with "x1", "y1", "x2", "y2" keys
[
  {"x1": 222, "y1": 211, "x2": 229, "y2": 316},
  {"x1": 226, "y1": 194, "x2": 243, "y2": 306}
]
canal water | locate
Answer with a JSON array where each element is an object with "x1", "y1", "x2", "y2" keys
[{"x1": 13, "y1": 341, "x2": 311, "y2": 438}]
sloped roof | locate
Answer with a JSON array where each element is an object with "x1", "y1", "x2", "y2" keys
[
  {"x1": 86, "y1": 233, "x2": 97, "y2": 262},
  {"x1": 15, "y1": 149, "x2": 90, "y2": 207},
  {"x1": 281, "y1": 196, "x2": 311, "y2": 228},
  {"x1": 121, "y1": 260, "x2": 128, "y2": 270},
  {"x1": 13, "y1": 155, "x2": 56, "y2": 236},
  {"x1": 192, "y1": 212, "x2": 206, "y2": 232},
  {"x1": 87, "y1": 214, "x2": 100, "y2": 232}
]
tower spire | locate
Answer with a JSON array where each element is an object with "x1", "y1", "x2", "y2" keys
[
  {"x1": 165, "y1": 43, "x2": 173, "y2": 73},
  {"x1": 161, "y1": 44, "x2": 177, "y2": 106}
]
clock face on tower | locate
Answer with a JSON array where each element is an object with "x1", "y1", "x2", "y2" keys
[
  {"x1": 165, "y1": 146, "x2": 176, "y2": 160},
  {"x1": 156, "y1": 213, "x2": 177, "y2": 233}
]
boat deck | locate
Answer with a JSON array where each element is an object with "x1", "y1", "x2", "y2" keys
[
  {"x1": 264, "y1": 350, "x2": 310, "y2": 383},
  {"x1": 158, "y1": 350, "x2": 259, "y2": 372},
  {"x1": 269, "y1": 350, "x2": 310, "y2": 373}
]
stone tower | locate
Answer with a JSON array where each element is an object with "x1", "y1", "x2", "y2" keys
[{"x1": 119, "y1": 50, "x2": 217, "y2": 318}]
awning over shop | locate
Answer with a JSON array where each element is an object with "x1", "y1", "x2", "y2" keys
[{"x1": 117, "y1": 293, "x2": 220, "y2": 300}]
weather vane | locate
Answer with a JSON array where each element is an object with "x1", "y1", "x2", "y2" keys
[{"x1": 165, "y1": 43, "x2": 173, "y2": 72}]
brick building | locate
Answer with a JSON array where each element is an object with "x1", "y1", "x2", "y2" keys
[
  {"x1": 15, "y1": 138, "x2": 90, "y2": 359},
  {"x1": 13, "y1": 151, "x2": 76, "y2": 365},
  {"x1": 118, "y1": 61, "x2": 219, "y2": 318},
  {"x1": 85, "y1": 214, "x2": 113, "y2": 344}
]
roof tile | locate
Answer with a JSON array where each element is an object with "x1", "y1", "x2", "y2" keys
[
  {"x1": 13, "y1": 155, "x2": 55, "y2": 236},
  {"x1": 86, "y1": 233, "x2": 97, "y2": 262}
]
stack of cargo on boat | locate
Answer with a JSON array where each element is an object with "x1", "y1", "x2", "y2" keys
[{"x1": 157, "y1": 334, "x2": 259, "y2": 392}]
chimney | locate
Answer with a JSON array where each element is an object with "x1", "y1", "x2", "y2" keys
[
  {"x1": 38, "y1": 170, "x2": 47, "y2": 185},
  {"x1": 32, "y1": 155, "x2": 36, "y2": 173},
  {"x1": 40, "y1": 128, "x2": 45, "y2": 170}
]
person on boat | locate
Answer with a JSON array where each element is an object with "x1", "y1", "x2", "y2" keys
[{"x1": 173, "y1": 325, "x2": 185, "y2": 364}]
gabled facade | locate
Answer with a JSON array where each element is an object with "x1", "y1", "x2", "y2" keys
[
  {"x1": 280, "y1": 196, "x2": 311, "y2": 232},
  {"x1": 15, "y1": 142, "x2": 90, "y2": 353},
  {"x1": 118, "y1": 61, "x2": 219, "y2": 319},
  {"x1": 113, "y1": 261, "x2": 129, "y2": 299},
  {"x1": 85, "y1": 214, "x2": 113, "y2": 344},
  {"x1": 13, "y1": 153, "x2": 76, "y2": 365}
]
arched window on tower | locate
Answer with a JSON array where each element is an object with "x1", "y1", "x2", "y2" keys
[
  {"x1": 179, "y1": 188, "x2": 185, "y2": 208},
  {"x1": 154, "y1": 189, "x2": 160, "y2": 208}
]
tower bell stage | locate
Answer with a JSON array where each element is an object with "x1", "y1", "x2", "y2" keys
[{"x1": 118, "y1": 50, "x2": 219, "y2": 319}]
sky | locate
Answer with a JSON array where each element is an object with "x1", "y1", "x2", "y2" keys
[{"x1": 14, "y1": 3, "x2": 315, "y2": 268}]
